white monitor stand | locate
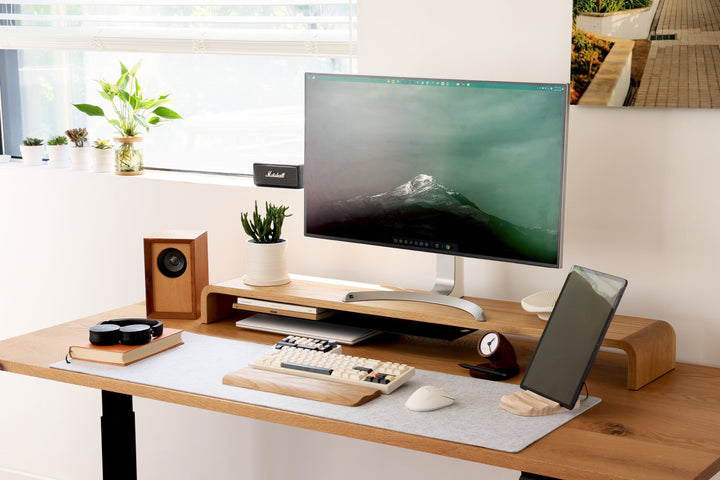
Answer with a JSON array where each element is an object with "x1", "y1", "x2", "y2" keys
[{"x1": 341, "y1": 255, "x2": 486, "y2": 322}]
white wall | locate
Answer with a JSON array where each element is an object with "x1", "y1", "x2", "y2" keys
[{"x1": 1, "y1": 1, "x2": 719, "y2": 479}]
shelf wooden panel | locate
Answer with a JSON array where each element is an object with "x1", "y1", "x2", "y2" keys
[{"x1": 201, "y1": 275, "x2": 676, "y2": 390}]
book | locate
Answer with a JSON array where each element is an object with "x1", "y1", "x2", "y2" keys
[{"x1": 68, "y1": 328, "x2": 184, "y2": 366}]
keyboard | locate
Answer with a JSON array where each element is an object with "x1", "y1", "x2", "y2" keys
[{"x1": 249, "y1": 336, "x2": 415, "y2": 394}]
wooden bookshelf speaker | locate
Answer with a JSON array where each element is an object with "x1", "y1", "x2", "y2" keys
[{"x1": 144, "y1": 230, "x2": 208, "y2": 320}]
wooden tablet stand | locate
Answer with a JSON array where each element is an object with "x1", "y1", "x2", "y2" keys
[{"x1": 499, "y1": 390, "x2": 580, "y2": 417}]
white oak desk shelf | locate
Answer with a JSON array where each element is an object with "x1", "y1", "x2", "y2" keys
[{"x1": 201, "y1": 275, "x2": 676, "y2": 390}]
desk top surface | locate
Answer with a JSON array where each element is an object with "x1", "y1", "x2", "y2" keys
[{"x1": 1, "y1": 303, "x2": 719, "y2": 480}]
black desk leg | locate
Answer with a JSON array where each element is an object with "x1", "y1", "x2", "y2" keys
[
  {"x1": 101, "y1": 390, "x2": 138, "y2": 480},
  {"x1": 519, "y1": 473, "x2": 560, "y2": 480}
]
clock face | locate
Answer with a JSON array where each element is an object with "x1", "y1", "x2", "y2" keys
[{"x1": 479, "y1": 332, "x2": 500, "y2": 356}]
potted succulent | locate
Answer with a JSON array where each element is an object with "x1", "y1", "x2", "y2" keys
[
  {"x1": 73, "y1": 60, "x2": 182, "y2": 176},
  {"x1": 91, "y1": 138, "x2": 114, "y2": 173},
  {"x1": 46, "y1": 135, "x2": 70, "y2": 168},
  {"x1": 66, "y1": 127, "x2": 91, "y2": 171},
  {"x1": 241, "y1": 201, "x2": 292, "y2": 286},
  {"x1": 19, "y1": 137, "x2": 45, "y2": 166}
]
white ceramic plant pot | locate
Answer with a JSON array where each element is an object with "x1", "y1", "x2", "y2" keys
[
  {"x1": 19, "y1": 145, "x2": 45, "y2": 166},
  {"x1": 92, "y1": 148, "x2": 115, "y2": 173},
  {"x1": 46, "y1": 144, "x2": 70, "y2": 168},
  {"x1": 69, "y1": 146, "x2": 92, "y2": 171},
  {"x1": 243, "y1": 239, "x2": 290, "y2": 286}
]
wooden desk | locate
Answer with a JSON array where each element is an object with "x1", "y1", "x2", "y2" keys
[{"x1": 1, "y1": 303, "x2": 719, "y2": 480}]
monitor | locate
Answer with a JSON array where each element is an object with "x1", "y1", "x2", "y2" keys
[
  {"x1": 521, "y1": 265, "x2": 628, "y2": 409},
  {"x1": 304, "y1": 73, "x2": 569, "y2": 319}
]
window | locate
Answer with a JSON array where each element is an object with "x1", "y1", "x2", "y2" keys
[{"x1": 0, "y1": 1, "x2": 357, "y2": 175}]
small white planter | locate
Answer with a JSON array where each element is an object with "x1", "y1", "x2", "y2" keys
[
  {"x1": 46, "y1": 144, "x2": 70, "y2": 168},
  {"x1": 69, "y1": 146, "x2": 92, "y2": 171},
  {"x1": 92, "y1": 148, "x2": 115, "y2": 173},
  {"x1": 19, "y1": 145, "x2": 45, "y2": 166},
  {"x1": 243, "y1": 239, "x2": 290, "y2": 286}
]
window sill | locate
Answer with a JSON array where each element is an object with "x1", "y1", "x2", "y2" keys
[{"x1": 0, "y1": 160, "x2": 257, "y2": 188}]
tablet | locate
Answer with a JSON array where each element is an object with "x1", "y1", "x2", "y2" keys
[{"x1": 520, "y1": 265, "x2": 628, "y2": 409}]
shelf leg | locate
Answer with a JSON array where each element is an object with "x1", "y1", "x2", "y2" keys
[{"x1": 101, "y1": 390, "x2": 137, "y2": 480}]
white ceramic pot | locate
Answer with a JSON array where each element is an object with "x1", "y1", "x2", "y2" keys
[
  {"x1": 92, "y1": 148, "x2": 115, "y2": 173},
  {"x1": 19, "y1": 145, "x2": 45, "y2": 166},
  {"x1": 69, "y1": 146, "x2": 92, "y2": 171},
  {"x1": 46, "y1": 144, "x2": 70, "y2": 168},
  {"x1": 243, "y1": 239, "x2": 290, "y2": 286}
]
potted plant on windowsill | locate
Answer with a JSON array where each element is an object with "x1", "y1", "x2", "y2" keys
[
  {"x1": 91, "y1": 138, "x2": 114, "y2": 173},
  {"x1": 19, "y1": 137, "x2": 45, "y2": 166},
  {"x1": 241, "y1": 201, "x2": 292, "y2": 286},
  {"x1": 66, "y1": 127, "x2": 91, "y2": 171},
  {"x1": 73, "y1": 60, "x2": 182, "y2": 176},
  {"x1": 46, "y1": 135, "x2": 70, "y2": 168}
]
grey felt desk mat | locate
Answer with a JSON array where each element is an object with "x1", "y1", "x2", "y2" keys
[{"x1": 51, "y1": 332, "x2": 600, "y2": 453}]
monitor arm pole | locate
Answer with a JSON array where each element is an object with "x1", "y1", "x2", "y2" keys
[{"x1": 342, "y1": 255, "x2": 486, "y2": 322}]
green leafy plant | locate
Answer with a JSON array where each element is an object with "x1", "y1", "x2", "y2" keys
[
  {"x1": 571, "y1": 28, "x2": 613, "y2": 104},
  {"x1": 22, "y1": 137, "x2": 44, "y2": 146},
  {"x1": 47, "y1": 135, "x2": 68, "y2": 146},
  {"x1": 92, "y1": 138, "x2": 112, "y2": 150},
  {"x1": 65, "y1": 128, "x2": 88, "y2": 147},
  {"x1": 241, "y1": 201, "x2": 292, "y2": 244},
  {"x1": 573, "y1": 0, "x2": 651, "y2": 14},
  {"x1": 73, "y1": 60, "x2": 182, "y2": 138}
]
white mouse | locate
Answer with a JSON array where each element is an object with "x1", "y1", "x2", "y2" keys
[{"x1": 405, "y1": 385, "x2": 455, "y2": 411}]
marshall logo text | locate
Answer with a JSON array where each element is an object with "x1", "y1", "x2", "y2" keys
[{"x1": 265, "y1": 170, "x2": 286, "y2": 179}]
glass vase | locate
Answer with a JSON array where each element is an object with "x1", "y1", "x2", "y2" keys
[{"x1": 114, "y1": 136, "x2": 144, "y2": 175}]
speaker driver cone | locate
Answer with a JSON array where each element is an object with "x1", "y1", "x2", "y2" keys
[{"x1": 157, "y1": 247, "x2": 187, "y2": 278}]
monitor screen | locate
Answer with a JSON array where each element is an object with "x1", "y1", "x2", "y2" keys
[
  {"x1": 304, "y1": 73, "x2": 569, "y2": 267},
  {"x1": 521, "y1": 266, "x2": 628, "y2": 409}
]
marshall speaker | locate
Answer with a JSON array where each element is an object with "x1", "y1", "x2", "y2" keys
[
  {"x1": 143, "y1": 230, "x2": 208, "y2": 320},
  {"x1": 253, "y1": 163, "x2": 303, "y2": 188}
]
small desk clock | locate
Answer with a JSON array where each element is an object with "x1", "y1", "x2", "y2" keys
[{"x1": 459, "y1": 331, "x2": 519, "y2": 381}]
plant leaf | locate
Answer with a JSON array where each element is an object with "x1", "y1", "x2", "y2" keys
[
  {"x1": 118, "y1": 90, "x2": 131, "y2": 104},
  {"x1": 140, "y1": 98, "x2": 170, "y2": 110},
  {"x1": 148, "y1": 116, "x2": 160, "y2": 125},
  {"x1": 129, "y1": 60, "x2": 142, "y2": 77},
  {"x1": 134, "y1": 114, "x2": 150, "y2": 130},
  {"x1": 152, "y1": 106, "x2": 182, "y2": 120},
  {"x1": 73, "y1": 103, "x2": 105, "y2": 116}
]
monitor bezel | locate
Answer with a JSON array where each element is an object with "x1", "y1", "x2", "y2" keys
[{"x1": 303, "y1": 72, "x2": 570, "y2": 269}]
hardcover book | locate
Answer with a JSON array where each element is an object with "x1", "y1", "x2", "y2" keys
[{"x1": 68, "y1": 328, "x2": 184, "y2": 366}]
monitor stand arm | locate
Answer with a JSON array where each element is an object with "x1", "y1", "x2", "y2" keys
[{"x1": 342, "y1": 255, "x2": 486, "y2": 322}]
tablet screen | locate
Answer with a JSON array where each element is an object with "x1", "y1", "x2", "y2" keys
[{"x1": 520, "y1": 265, "x2": 628, "y2": 409}]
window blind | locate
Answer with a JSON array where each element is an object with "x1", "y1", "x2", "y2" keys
[{"x1": 0, "y1": 1, "x2": 356, "y2": 57}]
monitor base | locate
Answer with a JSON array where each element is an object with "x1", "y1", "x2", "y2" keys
[
  {"x1": 342, "y1": 290, "x2": 486, "y2": 322},
  {"x1": 342, "y1": 254, "x2": 486, "y2": 321}
]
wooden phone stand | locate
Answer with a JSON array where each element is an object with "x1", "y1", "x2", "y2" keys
[{"x1": 500, "y1": 390, "x2": 579, "y2": 416}]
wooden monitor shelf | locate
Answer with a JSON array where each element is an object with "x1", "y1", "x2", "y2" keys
[{"x1": 201, "y1": 275, "x2": 676, "y2": 390}]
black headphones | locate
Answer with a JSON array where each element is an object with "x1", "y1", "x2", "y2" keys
[{"x1": 89, "y1": 318, "x2": 164, "y2": 346}]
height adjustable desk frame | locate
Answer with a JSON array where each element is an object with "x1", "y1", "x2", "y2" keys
[{"x1": 1, "y1": 277, "x2": 718, "y2": 480}]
